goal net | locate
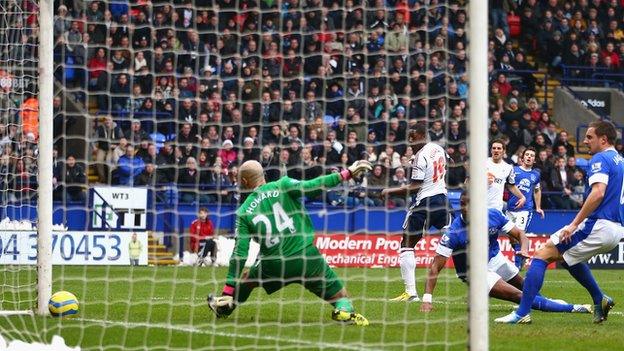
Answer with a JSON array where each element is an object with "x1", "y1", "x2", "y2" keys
[
  {"x1": 0, "y1": 0, "x2": 41, "y2": 315},
  {"x1": 0, "y1": 0, "x2": 487, "y2": 349}
]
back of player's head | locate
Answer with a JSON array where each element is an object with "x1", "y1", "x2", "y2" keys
[
  {"x1": 239, "y1": 160, "x2": 265, "y2": 189},
  {"x1": 589, "y1": 120, "x2": 617, "y2": 145}
]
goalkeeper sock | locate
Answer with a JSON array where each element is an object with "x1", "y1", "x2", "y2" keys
[
  {"x1": 516, "y1": 258, "x2": 548, "y2": 316},
  {"x1": 399, "y1": 249, "x2": 417, "y2": 296},
  {"x1": 562, "y1": 262, "x2": 603, "y2": 305},
  {"x1": 531, "y1": 295, "x2": 574, "y2": 312},
  {"x1": 332, "y1": 298, "x2": 354, "y2": 313}
]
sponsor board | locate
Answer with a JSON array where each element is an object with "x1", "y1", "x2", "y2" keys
[
  {"x1": 91, "y1": 187, "x2": 148, "y2": 230},
  {"x1": 314, "y1": 233, "x2": 553, "y2": 268},
  {"x1": 584, "y1": 241, "x2": 624, "y2": 268},
  {"x1": 573, "y1": 90, "x2": 611, "y2": 116},
  {"x1": 0, "y1": 231, "x2": 148, "y2": 265}
]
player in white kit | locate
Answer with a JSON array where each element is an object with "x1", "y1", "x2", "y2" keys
[
  {"x1": 487, "y1": 139, "x2": 526, "y2": 211},
  {"x1": 382, "y1": 124, "x2": 449, "y2": 301}
]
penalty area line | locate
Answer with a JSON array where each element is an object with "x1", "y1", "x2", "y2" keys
[{"x1": 76, "y1": 317, "x2": 376, "y2": 351}]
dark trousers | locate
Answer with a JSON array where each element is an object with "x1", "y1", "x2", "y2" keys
[{"x1": 199, "y1": 238, "x2": 217, "y2": 261}]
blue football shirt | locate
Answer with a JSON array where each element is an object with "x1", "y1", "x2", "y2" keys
[
  {"x1": 508, "y1": 166, "x2": 541, "y2": 211},
  {"x1": 436, "y1": 209, "x2": 515, "y2": 278},
  {"x1": 587, "y1": 148, "x2": 624, "y2": 225}
]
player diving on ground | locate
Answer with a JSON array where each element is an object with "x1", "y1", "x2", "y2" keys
[
  {"x1": 420, "y1": 192, "x2": 591, "y2": 314},
  {"x1": 208, "y1": 159, "x2": 372, "y2": 326}
]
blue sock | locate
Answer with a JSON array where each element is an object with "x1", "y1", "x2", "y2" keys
[
  {"x1": 516, "y1": 258, "x2": 548, "y2": 316},
  {"x1": 531, "y1": 295, "x2": 573, "y2": 312},
  {"x1": 512, "y1": 243, "x2": 522, "y2": 268},
  {"x1": 563, "y1": 262, "x2": 603, "y2": 305}
]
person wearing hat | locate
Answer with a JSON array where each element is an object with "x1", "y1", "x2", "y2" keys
[
  {"x1": 503, "y1": 97, "x2": 523, "y2": 127},
  {"x1": 241, "y1": 137, "x2": 260, "y2": 162},
  {"x1": 217, "y1": 139, "x2": 237, "y2": 171},
  {"x1": 125, "y1": 119, "x2": 149, "y2": 144}
]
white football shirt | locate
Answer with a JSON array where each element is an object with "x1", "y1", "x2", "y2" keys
[
  {"x1": 410, "y1": 142, "x2": 448, "y2": 205},
  {"x1": 486, "y1": 157, "x2": 515, "y2": 211}
]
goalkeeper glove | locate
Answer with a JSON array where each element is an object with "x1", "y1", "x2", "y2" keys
[
  {"x1": 207, "y1": 285, "x2": 236, "y2": 318},
  {"x1": 341, "y1": 160, "x2": 373, "y2": 180}
]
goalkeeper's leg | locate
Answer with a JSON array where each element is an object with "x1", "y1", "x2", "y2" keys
[
  {"x1": 301, "y1": 246, "x2": 368, "y2": 326},
  {"x1": 326, "y1": 288, "x2": 369, "y2": 326}
]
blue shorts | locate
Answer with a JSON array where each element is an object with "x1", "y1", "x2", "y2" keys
[{"x1": 402, "y1": 194, "x2": 449, "y2": 237}]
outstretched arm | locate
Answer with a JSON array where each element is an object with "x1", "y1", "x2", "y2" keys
[
  {"x1": 421, "y1": 254, "x2": 449, "y2": 312},
  {"x1": 381, "y1": 179, "x2": 423, "y2": 197},
  {"x1": 283, "y1": 161, "x2": 372, "y2": 198}
]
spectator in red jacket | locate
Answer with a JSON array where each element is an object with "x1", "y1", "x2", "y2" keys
[
  {"x1": 493, "y1": 73, "x2": 512, "y2": 97},
  {"x1": 600, "y1": 42, "x2": 620, "y2": 69},
  {"x1": 189, "y1": 207, "x2": 216, "y2": 266},
  {"x1": 217, "y1": 139, "x2": 237, "y2": 170}
]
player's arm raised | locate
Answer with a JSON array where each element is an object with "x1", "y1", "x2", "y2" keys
[
  {"x1": 282, "y1": 160, "x2": 372, "y2": 198},
  {"x1": 420, "y1": 254, "x2": 448, "y2": 312}
]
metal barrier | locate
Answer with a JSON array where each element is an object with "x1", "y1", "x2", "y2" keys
[{"x1": 561, "y1": 65, "x2": 623, "y2": 89}]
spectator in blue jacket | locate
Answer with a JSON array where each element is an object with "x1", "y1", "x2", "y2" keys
[{"x1": 117, "y1": 145, "x2": 145, "y2": 185}]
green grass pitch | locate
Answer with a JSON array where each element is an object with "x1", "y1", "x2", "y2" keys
[{"x1": 1, "y1": 266, "x2": 623, "y2": 350}]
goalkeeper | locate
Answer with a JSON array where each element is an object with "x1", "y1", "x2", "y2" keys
[{"x1": 208, "y1": 159, "x2": 372, "y2": 326}]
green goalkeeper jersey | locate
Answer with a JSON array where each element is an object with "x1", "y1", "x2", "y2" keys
[{"x1": 225, "y1": 173, "x2": 342, "y2": 286}]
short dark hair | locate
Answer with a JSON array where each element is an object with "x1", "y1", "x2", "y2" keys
[
  {"x1": 589, "y1": 120, "x2": 617, "y2": 145},
  {"x1": 490, "y1": 139, "x2": 506, "y2": 149},
  {"x1": 198, "y1": 207, "x2": 208, "y2": 213},
  {"x1": 409, "y1": 123, "x2": 427, "y2": 139},
  {"x1": 522, "y1": 147, "x2": 536, "y2": 158}
]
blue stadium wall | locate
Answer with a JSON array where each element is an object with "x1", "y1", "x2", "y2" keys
[{"x1": 2, "y1": 194, "x2": 577, "y2": 235}]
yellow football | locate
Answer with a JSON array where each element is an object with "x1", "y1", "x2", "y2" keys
[{"x1": 48, "y1": 291, "x2": 79, "y2": 318}]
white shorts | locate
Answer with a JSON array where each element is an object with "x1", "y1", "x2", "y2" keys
[
  {"x1": 487, "y1": 251, "x2": 519, "y2": 282},
  {"x1": 550, "y1": 219, "x2": 624, "y2": 266},
  {"x1": 487, "y1": 271, "x2": 503, "y2": 292},
  {"x1": 505, "y1": 210, "x2": 532, "y2": 232}
]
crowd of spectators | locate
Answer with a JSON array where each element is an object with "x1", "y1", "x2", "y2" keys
[
  {"x1": 499, "y1": 0, "x2": 624, "y2": 83},
  {"x1": 2, "y1": 1, "x2": 623, "y2": 208}
]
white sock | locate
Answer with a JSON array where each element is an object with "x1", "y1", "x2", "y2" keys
[{"x1": 399, "y1": 249, "x2": 417, "y2": 297}]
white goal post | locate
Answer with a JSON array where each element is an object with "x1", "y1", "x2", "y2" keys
[
  {"x1": 467, "y1": 0, "x2": 489, "y2": 349},
  {"x1": 36, "y1": 0, "x2": 53, "y2": 316}
]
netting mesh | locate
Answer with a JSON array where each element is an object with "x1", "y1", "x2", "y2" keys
[
  {"x1": 1, "y1": 0, "x2": 470, "y2": 349},
  {"x1": 0, "y1": 0, "x2": 39, "y2": 313}
]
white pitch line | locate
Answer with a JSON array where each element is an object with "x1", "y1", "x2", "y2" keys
[{"x1": 76, "y1": 317, "x2": 377, "y2": 351}]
